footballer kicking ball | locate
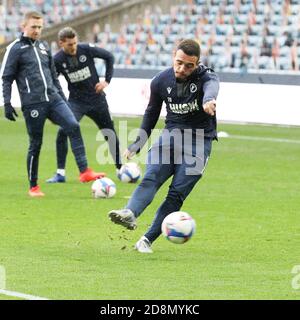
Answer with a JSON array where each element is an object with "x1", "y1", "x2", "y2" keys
[
  {"x1": 161, "y1": 211, "x2": 196, "y2": 244},
  {"x1": 117, "y1": 162, "x2": 141, "y2": 183},
  {"x1": 91, "y1": 177, "x2": 116, "y2": 199}
]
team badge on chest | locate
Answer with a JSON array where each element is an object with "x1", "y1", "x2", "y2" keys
[
  {"x1": 79, "y1": 55, "x2": 87, "y2": 63},
  {"x1": 39, "y1": 43, "x2": 46, "y2": 50},
  {"x1": 190, "y1": 83, "x2": 197, "y2": 93}
]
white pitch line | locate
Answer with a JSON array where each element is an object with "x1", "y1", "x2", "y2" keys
[
  {"x1": 0, "y1": 289, "x2": 49, "y2": 300},
  {"x1": 219, "y1": 133, "x2": 300, "y2": 144}
]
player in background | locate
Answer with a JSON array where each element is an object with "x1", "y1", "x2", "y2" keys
[
  {"x1": 1, "y1": 12, "x2": 105, "y2": 197},
  {"x1": 46, "y1": 27, "x2": 122, "y2": 183},
  {"x1": 108, "y1": 39, "x2": 219, "y2": 253}
]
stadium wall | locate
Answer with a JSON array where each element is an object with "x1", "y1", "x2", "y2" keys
[
  {"x1": 104, "y1": 76, "x2": 300, "y2": 127},
  {"x1": 2, "y1": 70, "x2": 300, "y2": 127}
]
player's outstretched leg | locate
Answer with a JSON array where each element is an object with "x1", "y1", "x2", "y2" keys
[
  {"x1": 49, "y1": 100, "x2": 106, "y2": 183},
  {"x1": 108, "y1": 153, "x2": 173, "y2": 233},
  {"x1": 108, "y1": 209, "x2": 137, "y2": 230}
]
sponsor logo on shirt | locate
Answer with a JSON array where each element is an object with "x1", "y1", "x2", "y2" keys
[
  {"x1": 67, "y1": 66, "x2": 91, "y2": 83},
  {"x1": 169, "y1": 99, "x2": 199, "y2": 114}
]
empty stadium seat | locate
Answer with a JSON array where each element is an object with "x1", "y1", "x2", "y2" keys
[{"x1": 2, "y1": 0, "x2": 299, "y2": 73}]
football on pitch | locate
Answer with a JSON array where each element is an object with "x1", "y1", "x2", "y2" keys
[
  {"x1": 91, "y1": 177, "x2": 116, "y2": 198},
  {"x1": 161, "y1": 211, "x2": 196, "y2": 244},
  {"x1": 117, "y1": 162, "x2": 141, "y2": 183}
]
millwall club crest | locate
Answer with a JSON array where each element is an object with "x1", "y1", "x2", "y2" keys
[
  {"x1": 39, "y1": 43, "x2": 46, "y2": 50},
  {"x1": 190, "y1": 83, "x2": 197, "y2": 93},
  {"x1": 79, "y1": 55, "x2": 87, "y2": 63},
  {"x1": 30, "y1": 110, "x2": 39, "y2": 118},
  {"x1": 167, "y1": 87, "x2": 172, "y2": 94}
]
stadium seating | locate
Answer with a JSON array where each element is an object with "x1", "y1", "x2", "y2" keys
[
  {"x1": 1, "y1": 0, "x2": 300, "y2": 73},
  {"x1": 0, "y1": 0, "x2": 118, "y2": 44},
  {"x1": 91, "y1": 0, "x2": 300, "y2": 73}
]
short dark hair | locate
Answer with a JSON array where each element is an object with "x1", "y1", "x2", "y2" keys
[
  {"x1": 176, "y1": 39, "x2": 201, "y2": 60},
  {"x1": 24, "y1": 11, "x2": 43, "y2": 22},
  {"x1": 58, "y1": 27, "x2": 78, "y2": 41}
]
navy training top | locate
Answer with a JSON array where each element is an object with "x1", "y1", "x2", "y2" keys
[
  {"x1": 130, "y1": 65, "x2": 220, "y2": 153},
  {"x1": 54, "y1": 43, "x2": 114, "y2": 102}
]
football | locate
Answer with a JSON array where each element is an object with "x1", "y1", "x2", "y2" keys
[
  {"x1": 91, "y1": 177, "x2": 116, "y2": 198},
  {"x1": 117, "y1": 162, "x2": 141, "y2": 183},
  {"x1": 161, "y1": 211, "x2": 196, "y2": 244}
]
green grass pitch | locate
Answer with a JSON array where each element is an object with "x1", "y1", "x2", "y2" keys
[{"x1": 0, "y1": 109, "x2": 300, "y2": 300}]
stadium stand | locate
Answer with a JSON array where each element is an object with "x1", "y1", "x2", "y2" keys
[
  {"x1": 90, "y1": 0, "x2": 300, "y2": 73},
  {"x1": 0, "y1": 0, "x2": 118, "y2": 44},
  {"x1": 0, "y1": 0, "x2": 300, "y2": 73}
]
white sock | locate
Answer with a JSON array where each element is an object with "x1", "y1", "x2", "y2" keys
[{"x1": 57, "y1": 169, "x2": 66, "y2": 176}]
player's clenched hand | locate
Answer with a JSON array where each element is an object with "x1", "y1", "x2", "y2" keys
[
  {"x1": 203, "y1": 99, "x2": 216, "y2": 116},
  {"x1": 4, "y1": 103, "x2": 18, "y2": 121},
  {"x1": 123, "y1": 148, "x2": 136, "y2": 160},
  {"x1": 95, "y1": 81, "x2": 108, "y2": 94}
]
